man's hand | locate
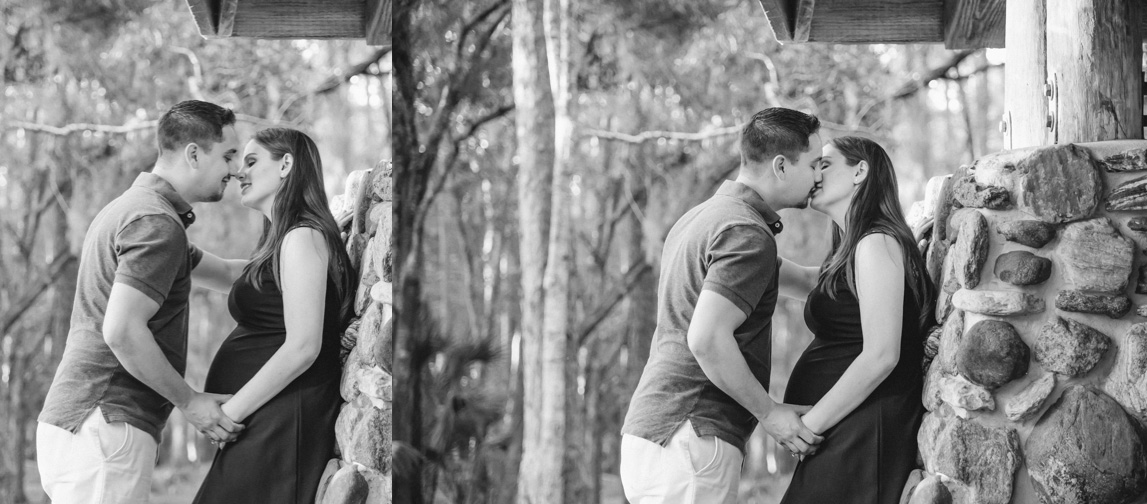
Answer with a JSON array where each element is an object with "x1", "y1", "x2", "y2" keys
[
  {"x1": 759, "y1": 404, "x2": 822, "y2": 456},
  {"x1": 179, "y1": 392, "x2": 245, "y2": 443}
]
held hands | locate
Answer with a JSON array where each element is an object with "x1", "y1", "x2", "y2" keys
[
  {"x1": 758, "y1": 403, "x2": 823, "y2": 457},
  {"x1": 180, "y1": 392, "x2": 245, "y2": 445}
]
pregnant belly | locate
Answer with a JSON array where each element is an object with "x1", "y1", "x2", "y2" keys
[
  {"x1": 784, "y1": 338, "x2": 861, "y2": 406},
  {"x1": 204, "y1": 330, "x2": 284, "y2": 395}
]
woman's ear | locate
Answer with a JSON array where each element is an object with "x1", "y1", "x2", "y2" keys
[
  {"x1": 280, "y1": 153, "x2": 294, "y2": 179},
  {"x1": 853, "y1": 160, "x2": 869, "y2": 185},
  {"x1": 771, "y1": 155, "x2": 787, "y2": 181}
]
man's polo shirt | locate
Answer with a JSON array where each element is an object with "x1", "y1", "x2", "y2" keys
[
  {"x1": 622, "y1": 180, "x2": 782, "y2": 454},
  {"x1": 39, "y1": 172, "x2": 203, "y2": 443}
]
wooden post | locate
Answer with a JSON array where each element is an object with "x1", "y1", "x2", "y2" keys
[
  {"x1": 1046, "y1": 0, "x2": 1143, "y2": 143},
  {"x1": 1003, "y1": 0, "x2": 1048, "y2": 148}
]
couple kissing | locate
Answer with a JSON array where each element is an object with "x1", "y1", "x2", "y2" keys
[
  {"x1": 621, "y1": 107, "x2": 935, "y2": 504},
  {"x1": 36, "y1": 100, "x2": 356, "y2": 504}
]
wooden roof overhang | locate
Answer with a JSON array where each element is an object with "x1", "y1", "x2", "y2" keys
[
  {"x1": 759, "y1": 0, "x2": 1147, "y2": 49},
  {"x1": 186, "y1": 0, "x2": 391, "y2": 47}
]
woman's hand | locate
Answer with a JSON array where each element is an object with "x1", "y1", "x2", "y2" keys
[
  {"x1": 191, "y1": 248, "x2": 247, "y2": 293},
  {"x1": 778, "y1": 256, "x2": 819, "y2": 301}
]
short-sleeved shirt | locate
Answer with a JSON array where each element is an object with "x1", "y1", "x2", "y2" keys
[
  {"x1": 39, "y1": 172, "x2": 203, "y2": 443},
  {"x1": 622, "y1": 180, "x2": 782, "y2": 454}
]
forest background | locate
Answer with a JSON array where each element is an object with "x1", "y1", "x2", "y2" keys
[
  {"x1": 393, "y1": 0, "x2": 1005, "y2": 503},
  {"x1": 0, "y1": 1, "x2": 391, "y2": 502}
]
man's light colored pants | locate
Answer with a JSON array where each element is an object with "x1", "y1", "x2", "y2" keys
[
  {"x1": 37, "y1": 407, "x2": 158, "y2": 504},
  {"x1": 620, "y1": 420, "x2": 744, "y2": 504}
]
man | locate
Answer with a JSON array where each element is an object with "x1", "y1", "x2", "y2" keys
[
  {"x1": 620, "y1": 107, "x2": 826, "y2": 503},
  {"x1": 38, "y1": 100, "x2": 245, "y2": 503}
]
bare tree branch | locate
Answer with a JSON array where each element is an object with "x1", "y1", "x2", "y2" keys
[
  {"x1": 459, "y1": 104, "x2": 515, "y2": 142},
  {"x1": 6, "y1": 120, "x2": 155, "y2": 136},
  {"x1": 891, "y1": 50, "x2": 977, "y2": 100},
  {"x1": 581, "y1": 124, "x2": 742, "y2": 144},
  {"x1": 577, "y1": 261, "x2": 653, "y2": 345},
  {"x1": 275, "y1": 48, "x2": 392, "y2": 118},
  {"x1": 4, "y1": 113, "x2": 289, "y2": 137},
  {"x1": 169, "y1": 46, "x2": 205, "y2": 101},
  {"x1": 582, "y1": 118, "x2": 883, "y2": 145},
  {"x1": 420, "y1": 104, "x2": 515, "y2": 216},
  {"x1": 0, "y1": 253, "x2": 76, "y2": 335},
  {"x1": 704, "y1": 158, "x2": 741, "y2": 196},
  {"x1": 457, "y1": 0, "x2": 511, "y2": 63}
]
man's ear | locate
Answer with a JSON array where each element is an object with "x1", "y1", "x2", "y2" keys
[
  {"x1": 280, "y1": 153, "x2": 294, "y2": 179},
  {"x1": 771, "y1": 155, "x2": 787, "y2": 181},
  {"x1": 854, "y1": 160, "x2": 869, "y2": 185},
  {"x1": 183, "y1": 143, "x2": 199, "y2": 170}
]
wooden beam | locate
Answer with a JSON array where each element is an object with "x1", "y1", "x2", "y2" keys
[
  {"x1": 231, "y1": 0, "x2": 365, "y2": 39},
  {"x1": 217, "y1": 0, "x2": 238, "y2": 37},
  {"x1": 758, "y1": 0, "x2": 794, "y2": 41},
  {"x1": 807, "y1": 0, "x2": 944, "y2": 44},
  {"x1": 792, "y1": 0, "x2": 816, "y2": 43},
  {"x1": 1047, "y1": 0, "x2": 1143, "y2": 142},
  {"x1": 756, "y1": 0, "x2": 1147, "y2": 47},
  {"x1": 185, "y1": 0, "x2": 219, "y2": 37},
  {"x1": 1004, "y1": 0, "x2": 1048, "y2": 148},
  {"x1": 943, "y1": 0, "x2": 1005, "y2": 49},
  {"x1": 366, "y1": 0, "x2": 392, "y2": 47}
]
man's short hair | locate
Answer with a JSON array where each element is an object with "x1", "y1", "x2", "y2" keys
[
  {"x1": 740, "y1": 108, "x2": 821, "y2": 164},
  {"x1": 157, "y1": 100, "x2": 236, "y2": 154}
]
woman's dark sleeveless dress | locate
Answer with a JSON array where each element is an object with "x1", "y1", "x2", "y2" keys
[
  {"x1": 192, "y1": 264, "x2": 344, "y2": 504},
  {"x1": 779, "y1": 273, "x2": 926, "y2": 504}
]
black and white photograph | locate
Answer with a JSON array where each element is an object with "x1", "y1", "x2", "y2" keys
[
  {"x1": 392, "y1": 1, "x2": 1147, "y2": 504},
  {"x1": 1, "y1": 1, "x2": 392, "y2": 503}
]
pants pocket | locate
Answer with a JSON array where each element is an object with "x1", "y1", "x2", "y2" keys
[
  {"x1": 679, "y1": 429, "x2": 722, "y2": 476},
  {"x1": 92, "y1": 413, "x2": 133, "y2": 462}
]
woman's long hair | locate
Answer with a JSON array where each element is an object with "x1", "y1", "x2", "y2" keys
[
  {"x1": 817, "y1": 136, "x2": 935, "y2": 330},
  {"x1": 242, "y1": 128, "x2": 356, "y2": 328}
]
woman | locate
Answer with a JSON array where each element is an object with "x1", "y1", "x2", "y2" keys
[
  {"x1": 190, "y1": 128, "x2": 356, "y2": 504},
  {"x1": 778, "y1": 136, "x2": 934, "y2": 504}
]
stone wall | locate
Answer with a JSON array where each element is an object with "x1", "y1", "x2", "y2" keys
[
  {"x1": 314, "y1": 160, "x2": 393, "y2": 504},
  {"x1": 904, "y1": 141, "x2": 1147, "y2": 504}
]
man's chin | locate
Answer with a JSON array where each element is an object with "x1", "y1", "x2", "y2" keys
[
  {"x1": 203, "y1": 191, "x2": 225, "y2": 203},
  {"x1": 795, "y1": 193, "x2": 816, "y2": 209}
]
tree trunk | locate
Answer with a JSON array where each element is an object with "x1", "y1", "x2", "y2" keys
[
  {"x1": 624, "y1": 211, "x2": 655, "y2": 389},
  {"x1": 512, "y1": 0, "x2": 557, "y2": 500},
  {"x1": 495, "y1": 230, "x2": 523, "y2": 504},
  {"x1": 538, "y1": 0, "x2": 574, "y2": 499},
  {"x1": 392, "y1": 1, "x2": 426, "y2": 503}
]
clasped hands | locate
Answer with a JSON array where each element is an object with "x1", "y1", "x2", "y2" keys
[
  {"x1": 181, "y1": 391, "x2": 245, "y2": 448},
  {"x1": 759, "y1": 403, "x2": 823, "y2": 460}
]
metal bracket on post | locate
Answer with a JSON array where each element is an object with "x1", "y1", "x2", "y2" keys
[
  {"x1": 1046, "y1": 73, "x2": 1058, "y2": 144},
  {"x1": 999, "y1": 111, "x2": 1013, "y2": 151}
]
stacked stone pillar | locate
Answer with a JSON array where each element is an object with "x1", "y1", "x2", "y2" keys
[
  {"x1": 315, "y1": 160, "x2": 393, "y2": 504},
  {"x1": 905, "y1": 143, "x2": 1147, "y2": 504}
]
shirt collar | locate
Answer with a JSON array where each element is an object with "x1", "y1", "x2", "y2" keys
[
  {"x1": 133, "y1": 172, "x2": 196, "y2": 228},
  {"x1": 716, "y1": 180, "x2": 783, "y2": 235}
]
